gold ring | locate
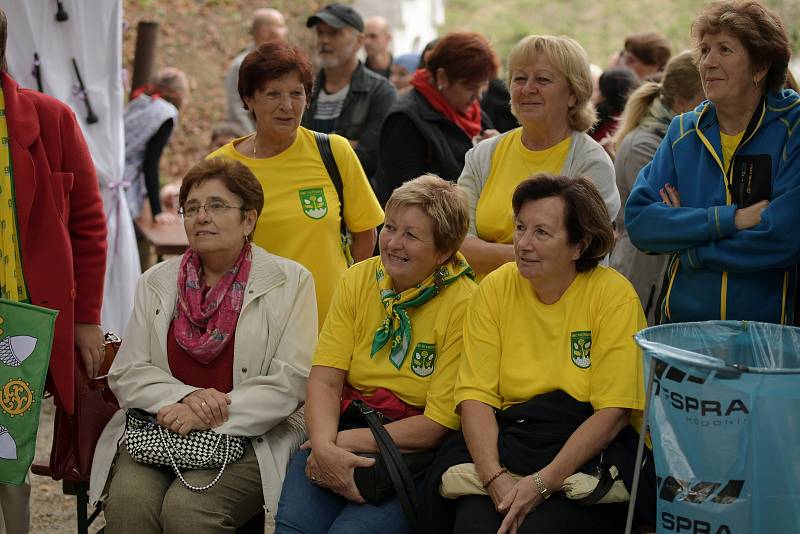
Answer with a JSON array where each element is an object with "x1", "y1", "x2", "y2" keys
[
  {"x1": 175, "y1": 419, "x2": 181, "y2": 426},
  {"x1": 311, "y1": 475, "x2": 318, "y2": 482},
  {"x1": 201, "y1": 401, "x2": 207, "y2": 407}
]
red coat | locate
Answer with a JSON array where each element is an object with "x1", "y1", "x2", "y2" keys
[{"x1": 4, "y1": 72, "x2": 107, "y2": 414}]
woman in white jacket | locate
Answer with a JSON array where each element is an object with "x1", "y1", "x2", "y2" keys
[{"x1": 90, "y1": 157, "x2": 317, "y2": 532}]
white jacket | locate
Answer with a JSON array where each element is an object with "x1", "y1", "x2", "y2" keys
[{"x1": 89, "y1": 245, "x2": 317, "y2": 526}]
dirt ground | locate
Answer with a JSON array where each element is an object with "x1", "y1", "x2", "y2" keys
[{"x1": 29, "y1": 397, "x2": 105, "y2": 533}]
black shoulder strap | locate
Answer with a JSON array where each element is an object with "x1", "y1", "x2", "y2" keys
[
  {"x1": 353, "y1": 400, "x2": 419, "y2": 528},
  {"x1": 571, "y1": 464, "x2": 616, "y2": 506},
  {"x1": 313, "y1": 131, "x2": 347, "y2": 235}
]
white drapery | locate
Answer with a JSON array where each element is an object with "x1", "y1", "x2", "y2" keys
[{"x1": 2, "y1": 0, "x2": 138, "y2": 336}]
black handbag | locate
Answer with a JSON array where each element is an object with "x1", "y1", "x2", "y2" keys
[{"x1": 340, "y1": 400, "x2": 434, "y2": 528}]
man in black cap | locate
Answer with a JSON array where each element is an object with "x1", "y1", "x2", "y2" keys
[{"x1": 303, "y1": 3, "x2": 396, "y2": 178}]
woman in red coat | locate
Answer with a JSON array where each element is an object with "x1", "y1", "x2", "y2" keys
[{"x1": 0, "y1": 8, "x2": 106, "y2": 531}]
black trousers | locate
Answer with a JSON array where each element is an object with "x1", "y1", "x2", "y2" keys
[{"x1": 452, "y1": 494, "x2": 628, "y2": 534}]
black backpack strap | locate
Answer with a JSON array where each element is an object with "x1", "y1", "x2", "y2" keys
[
  {"x1": 313, "y1": 131, "x2": 346, "y2": 236},
  {"x1": 353, "y1": 400, "x2": 419, "y2": 528}
]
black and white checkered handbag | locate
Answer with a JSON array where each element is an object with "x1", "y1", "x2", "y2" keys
[{"x1": 125, "y1": 408, "x2": 246, "y2": 492}]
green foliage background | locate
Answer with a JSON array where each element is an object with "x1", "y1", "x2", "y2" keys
[
  {"x1": 442, "y1": 0, "x2": 800, "y2": 67},
  {"x1": 122, "y1": 0, "x2": 800, "y2": 180}
]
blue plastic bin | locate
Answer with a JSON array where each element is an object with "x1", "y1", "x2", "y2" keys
[{"x1": 634, "y1": 321, "x2": 800, "y2": 534}]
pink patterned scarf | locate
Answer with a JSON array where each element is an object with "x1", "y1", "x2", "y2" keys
[{"x1": 173, "y1": 243, "x2": 252, "y2": 364}]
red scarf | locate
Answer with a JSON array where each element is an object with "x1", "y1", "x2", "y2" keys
[
  {"x1": 172, "y1": 244, "x2": 252, "y2": 364},
  {"x1": 410, "y1": 69, "x2": 482, "y2": 138},
  {"x1": 130, "y1": 84, "x2": 161, "y2": 101}
]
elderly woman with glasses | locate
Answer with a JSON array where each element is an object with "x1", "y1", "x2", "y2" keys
[{"x1": 90, "y1": 157, "x2": 318, "y2": 532}]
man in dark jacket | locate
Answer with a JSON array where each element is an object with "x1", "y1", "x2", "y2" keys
[{"x1": 303, "y1": 3, "x2": 396, "y2": 177}]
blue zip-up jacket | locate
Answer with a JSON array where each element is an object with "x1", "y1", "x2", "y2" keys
[{"x1": 625, "y1": 90, "x2": 800, "y2": 324}]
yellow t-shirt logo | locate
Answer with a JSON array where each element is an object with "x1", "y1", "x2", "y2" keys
[
  {"x1": 411, "y1": 342, "x2": 436, "y2": 377},
  {"x1": 299, "y1": 188, "x2": 328, "y2": 219},
  {"x1": 570, "y1": 331, "x2": 592, "y2": 369}
]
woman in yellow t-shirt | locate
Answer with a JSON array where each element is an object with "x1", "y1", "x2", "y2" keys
[
  {"x1": 453, "y1": 174, "x2": 646, "y2": 533},
  {"x1": 208, "y1": 40, "x2": 384, "y2": 326},
  {"x1": 458, "y1": 35, "x2": 619, "y2": 278},
  {"x1": 275, "y1": 175, "x2": 476, "y2": 534}
]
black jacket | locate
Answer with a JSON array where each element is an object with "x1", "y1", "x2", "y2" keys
[
  {"x1": 372, "y1": 89, "x2": 493, "y2": 206},
  {"x1": 302, "y1": 61, "x2": 396, "y2": 177}
]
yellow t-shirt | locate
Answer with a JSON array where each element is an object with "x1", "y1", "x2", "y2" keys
[
  {"x1": 210, "y1": 127, "x2": 384, "y2": 326},
  {"x1": 455, "y1": 262, "x2": 646, "y2": 430},
  {"x1": 0, "y1": 87, "x2": 27, "y2": 302},
  {"x1": 314, "y1": 256, "x2": 477, "y2": 430},
  {"x1": 475, "y1": 129, "x2": 572, "y2": 245},
  {"x1": 720, "y1": 131, "x2": 744, "y2": 174}
]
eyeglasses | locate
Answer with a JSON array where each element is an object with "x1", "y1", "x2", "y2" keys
[{"x1": 178, "y1": 201, "x2": 245, "y2": 218}]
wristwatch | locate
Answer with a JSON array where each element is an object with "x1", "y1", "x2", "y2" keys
[{"x1": 531, "y1": 471, "x2": 552, "y2": 500}]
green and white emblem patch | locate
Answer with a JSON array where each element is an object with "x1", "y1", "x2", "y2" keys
[
  {"x1": 570, "y1": 331, "x2": 592, "y2": 369},
  {"x1": 299, "y1": 188, "x2": 328, "y2": 219},
  {"x1": 410, "y1": 342, "x2": 436, "y2": 377}
]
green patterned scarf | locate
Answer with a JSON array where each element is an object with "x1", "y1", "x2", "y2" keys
[{"x1": 371, "y1": 252, "x2": 473, "y2": 369}]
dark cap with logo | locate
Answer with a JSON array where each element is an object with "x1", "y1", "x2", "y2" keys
[{"x1": 306, "y1": 3, "x2": 364, "y2": 33}]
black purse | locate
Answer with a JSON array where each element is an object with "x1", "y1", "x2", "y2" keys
[{"x1": 340, "y1": 400, "x2": 434, "y2": 528}]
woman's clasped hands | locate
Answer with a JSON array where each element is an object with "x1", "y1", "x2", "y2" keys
[
  {"x1": 493, "y1": 467, "x2": 561, "y2": 534},
  {"x1": 156, "y1": 388, "x2": 231, "y2": 436}
]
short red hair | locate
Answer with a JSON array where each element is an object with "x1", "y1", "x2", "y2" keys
[
  {"x1": 237, "y1": 40, "x2": 314, "y2": 109},
  {"x1": 426, "y1": 32, "x2": 499, "y2": 85}
]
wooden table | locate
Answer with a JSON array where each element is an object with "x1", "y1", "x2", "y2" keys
[{"x1": 135, "y1": 219, "x2": 189, "y2": 258}]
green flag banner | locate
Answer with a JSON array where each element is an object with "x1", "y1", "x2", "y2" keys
[{"x1": 0, "y1": 299, "x2": 56, "y2": 485}]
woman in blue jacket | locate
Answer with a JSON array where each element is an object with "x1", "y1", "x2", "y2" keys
[{"x1": 625, "y1": 0, "x2": 800, "y2": 325}]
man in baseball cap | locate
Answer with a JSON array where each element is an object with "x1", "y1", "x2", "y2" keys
[
  {"x1": 306, "y1": 3, "x2": 364, "y2": 32},
  {"x1": 302, "y1": 3, "x2": 396, "y2": 178}
]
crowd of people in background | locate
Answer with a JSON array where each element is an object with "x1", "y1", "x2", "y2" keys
[{"x1": 2, "y1": 0, "x2": 800, "y2": 533}]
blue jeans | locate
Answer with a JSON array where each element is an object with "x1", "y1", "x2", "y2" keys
[{"x1": 275, "y1": 449, "x2": 415, "y2": 534}]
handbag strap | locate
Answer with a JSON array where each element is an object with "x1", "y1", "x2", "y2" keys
[
  {"x1": 571, "y1": 463, "x2": 617, "y2": 506},
  {"x1": 352, "y1": 400, "x2": 419, "y2": 528},
  {"x1": 157, "y1": 425, "x2": 231, "y2": 492}
]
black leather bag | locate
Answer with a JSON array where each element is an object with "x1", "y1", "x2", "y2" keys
[{"x1": 340, "y1": 400, "x2": 434, "y2": 528}]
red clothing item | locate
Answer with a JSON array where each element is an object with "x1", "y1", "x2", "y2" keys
[
  {"x1": 4, "y1": 72, "x2": 107, "y2": 413},
  {"x1": 167, "y1": 321, "x2": 234, "y2": 393},
  {"x1": 340, "y1": 384, "x2": 423, "y2": 421},
  {"x1": 409, "y1": 69, "x2": 483, "y2": 139}
]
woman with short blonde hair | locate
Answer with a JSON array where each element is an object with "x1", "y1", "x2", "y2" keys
[
  {"x1": 506, "y1": 35, "x2": 596, "y2": 132},
  {"x1": 459, "y1": 35, "x2": 619, "y2": 279},
  {"x1": 276, "y1": 174, "x2": 476, "y2": 534}
]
